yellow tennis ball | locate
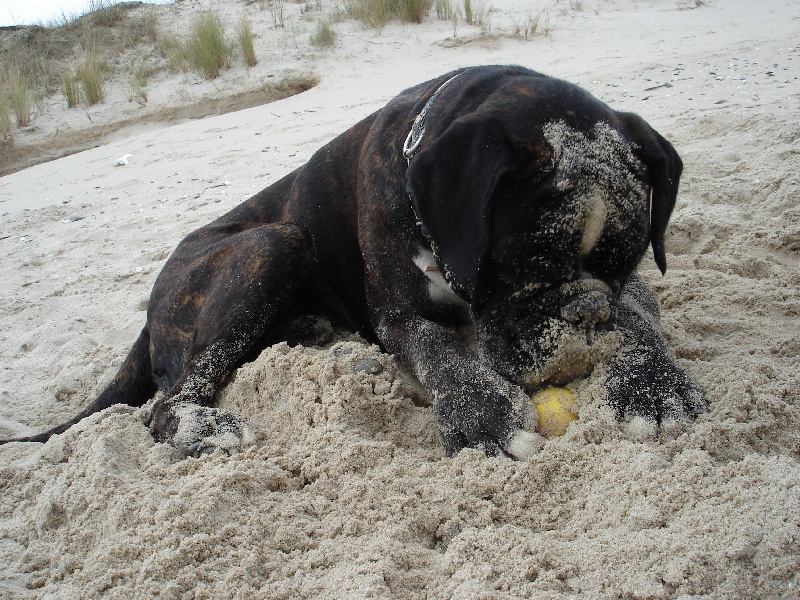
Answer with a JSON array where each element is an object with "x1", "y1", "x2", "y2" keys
[{"x1": 532, "y1": 388, "x2": 578, "y2": 437}]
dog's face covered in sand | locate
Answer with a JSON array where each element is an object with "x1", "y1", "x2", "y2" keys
[
  {"x1": 2, "y1": 66, "x2": 705, "y2": 460},
  {"x1": 406, "y1": 92, "x2": 672, "y2": 392}
]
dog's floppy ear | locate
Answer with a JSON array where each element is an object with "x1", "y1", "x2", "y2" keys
[
  {"x1": 624, "y1": 114, "x2": 684, "y2": 274},
  {"x1": 405, "y1": 116, "x2": 515, "y2": 300}
]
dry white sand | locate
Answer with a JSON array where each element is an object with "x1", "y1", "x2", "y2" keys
[{"x1": 1, "y1": 0, "x2": 799, "y2": 597}]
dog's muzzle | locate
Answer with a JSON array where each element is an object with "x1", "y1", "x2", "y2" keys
[{"x1": 558, "y1": 278, "x2": 614, "y2": 330}]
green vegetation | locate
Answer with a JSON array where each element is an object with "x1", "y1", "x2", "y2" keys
[
  {"x1": 63, "y1": 72, "x2": 80, "y2": 108},
  {"x1": 69, "y1": 0, "x2": 127, "y2": 28},
  {"x1": 511, "y1": 7, "x2": 551, "y2": 39},
  {"x1": 0, "y1": 1, "x2": 158, "y2": 119},
  {"x1": 127, "y1": 59, "x2": 150, "y2": 105},
  {"x1": 396, "y1": 0, "x2": 431, "y2": 23},
  {"x1": 435, "y1": 0, "x2": 458, "y2": 21},
  {"x1": 237, "y1": 18, "x2": 258, "y2": 66},
  {"x1": 463, "y1": 0, "x2": 491, "y2": 27},
  {"x1": 341, "y1": 0, "x2": 434, "y2": 28},
  {"x1": 310, "y1": 19, "x2": 336, "y2": 47},
  {"x1": 0, "y1": 99, "x2": 12, "y2": 149},
  {"x1": 267, "y1": 0, "x2": 286, "y2": 28},
  {"x1": 185, "y1": 12, "x2": 230, "y2": 79},
  {"x1": 163, "y1": 12, "x2": 231, "y2": 79},
  {"x1": 1, "y1": 61, "x2": 34, "y2": 127},
  {"x1": 76, "y1": 53, "x2": 105, "y2": 105},
  {"x1": 463, "y1": 0, "x2": 473, "y2": 24},
  {"x1": 340, "y1": 0, "x2": 499, "y2": 30}
]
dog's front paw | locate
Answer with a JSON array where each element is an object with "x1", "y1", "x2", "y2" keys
[
  {"x1": 149, "y1": 400, "x2": 255, "y2": 457},
  {"x1": 435, "y1": 375, "x2": 544, "y2": 459},
  {"x1": 607, "y1": 349, "x2": 705, "y2": 429}
]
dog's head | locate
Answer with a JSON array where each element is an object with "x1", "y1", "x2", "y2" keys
[{"x1": 405, "y1": 73, "x2": 682, "y2": 386}]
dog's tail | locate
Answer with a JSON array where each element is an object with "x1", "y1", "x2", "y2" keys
[{"x1": 0, "y1": 327, "x2": 157, "y2": 445}]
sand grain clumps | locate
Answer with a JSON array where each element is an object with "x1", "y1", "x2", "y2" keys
[{"x1": 1, "y1": 334, "x2": 798, "y2": 598}]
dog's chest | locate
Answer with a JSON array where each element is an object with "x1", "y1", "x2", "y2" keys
[{"x1": 412, "y1": 248, "x2": 469, "y2": 309}]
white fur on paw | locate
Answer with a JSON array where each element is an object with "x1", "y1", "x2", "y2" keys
[
  {"x1": 502, "y1": 430, "x2": 546, "y2": 460},
  {"x1": 623, "y1": 416, "x2": 658, "y2": 443},
  {"x1": 172, "y1": 403, "x2": 255, "y2": 457}
]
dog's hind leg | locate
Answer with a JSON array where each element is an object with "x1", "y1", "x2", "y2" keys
[
  {"x1": 0, "y1": 327, "x2": 157, "y2": 444},
  {"x1": 146, "y1": 222, "x2": 316, "y2": 457}
]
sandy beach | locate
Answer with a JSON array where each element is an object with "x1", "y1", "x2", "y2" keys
[{"x1": 1, "y1": 0, "x2": 798, "y2": 597}]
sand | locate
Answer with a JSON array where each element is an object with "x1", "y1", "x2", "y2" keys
[{"x1": 1, "y1": 0, "x2": 798, "y2": 597}]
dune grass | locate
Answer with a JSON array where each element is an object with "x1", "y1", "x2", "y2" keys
[
  {"x1": 342, "y1": 0, "x2": 433, "y2": 28},
  {"x1": 396, "y1": 0, "x2": 431, "y2": 23},
  {"x1": 0, "y1": 99, "x2": 12, "y2": 148},
  {"x1": 530, "y1": 7, "x2": 551, "y2": 37},
  {"x1": 463, "y1": 0, "x2": 473, "y2": 24},
  {"x1": 1, "y1": 62, "x2": 34, "y2": 127},
  {"x1": 463, "y1": 0, "x2": 491, "y2": 27},
  {"x1": 76, "y1": 53, "x2": 105, "y2": 105},
  {"x1": 127, "y1": 60, "x2": 150, "y2": 105},
  {"x1": 310, "y1": 19, "x2": 336, "y2": 47},
  {"x1": 344, "y1": 0, "x2": 499, "y2": 29},
  {"x1": 511, "y1": 6, "x2": 551, "y2": 38},
  {"x1": 435, "y1": 0, "x2": 458, "y2": 20},
  {"x1": 0, "y1": 0, "x2": 161, "y2": 121},
  {"x1": 268, "y1": 0, "x2": 286, "y2": 28},
  {"x1": 49, "y1": 0, "x2": 126, "y2": 28},
  {"x1": 237, "y1": 18, "x2": 258, "y2": 67},
  {"x1": 182, "y1": 12, "x2": 231, "y2": 79},
  {"x1": 63, "y1": 72, "x2": 81, "y2": 108}
]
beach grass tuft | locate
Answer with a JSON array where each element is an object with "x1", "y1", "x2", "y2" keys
[
  {"x1": 310, "y1": 19, "x2": 336, "y2": 47},
  {"x1": 435, "y1": 0, "x2": 457, "y2": 20},
  {"x1": 396, "y1": 0, "x2": 431, "y2": 23},
  {"x1": 463, "y1": 0, "x2": 490, "y2": 27},
  {"x1": 185, "y1": 12, "x2": 231, "y2": 79},
  {"x1": 127, "y1": 59, "x2": 150, "y2": 105},
  {"x1": 342, "y1": 0, "x2": 433, "y2": 28},
  {"x1": 237, "y1": 18, "x2": 258, "y2": 66},
  {"x1": 76, "y1": 54, "x2": 105, "y2": 105},
  {"x1": 268, "y1": 0, "x2": 286, "y2": 28},
  {"x1": 0, "y1": 99, "x2": 12, "y2": 148},
  {"x1": 63, "y1": 72, "x2": 81, "y2": 108},
  {"x1": 2, "y1": 62, "x2": 34, "y2": 127}
]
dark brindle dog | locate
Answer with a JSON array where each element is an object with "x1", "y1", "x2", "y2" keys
[{"x1": 2, "y1": 66, "x2": 704, "y2": 458}]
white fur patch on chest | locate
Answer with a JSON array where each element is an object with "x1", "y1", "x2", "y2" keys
[{"x1": 413, "y1": 248, "x2": 469, "y2": 307}]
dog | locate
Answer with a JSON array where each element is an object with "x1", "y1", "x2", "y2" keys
[{"x1": 1, "y1": 65, "x2": 704, "y2": 458}]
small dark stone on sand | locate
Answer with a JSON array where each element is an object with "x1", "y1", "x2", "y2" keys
[{"x1": 353, "y1": 358, "x2": 383, "y2": 375}]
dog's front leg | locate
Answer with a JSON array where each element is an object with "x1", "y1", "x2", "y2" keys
[
  {"x1": 377, "y1": 310, "x2": 544, "y2": 458},
  {"x1": 606, "y1": 274, "x2": 706, "y2": 428}
]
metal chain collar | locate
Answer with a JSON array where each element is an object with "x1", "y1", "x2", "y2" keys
[{"x1": 402, "y1": 72, "x2": 463, "y2": 164}]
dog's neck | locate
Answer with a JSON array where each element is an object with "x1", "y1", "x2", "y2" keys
[
  {"x1": 403, "y1": 71, "x2": 471, "y2": 291},
  {"x1": 402, "y1": 72, "x2": 464, "y2": 164}
]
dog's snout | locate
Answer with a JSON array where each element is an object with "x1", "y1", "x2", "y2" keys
[
  {"x1": 560, "y1": 291, "x2": 611, "y2": 326},
  {"x1": 559, "y1": 278, "x2": 613, "y2": 328}
]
